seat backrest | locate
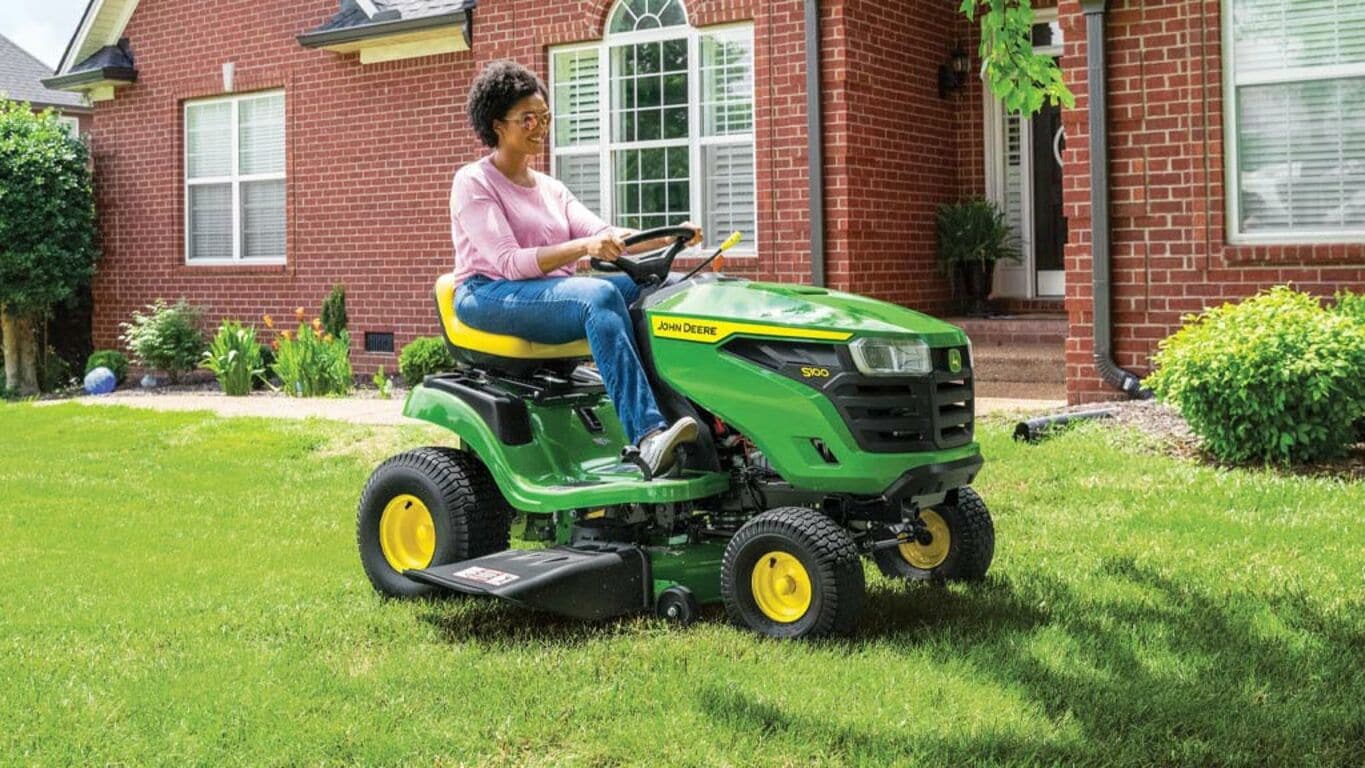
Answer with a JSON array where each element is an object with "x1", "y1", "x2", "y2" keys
[{"x1": 435, "y1": 273, "x2": 460, "y2": 346}]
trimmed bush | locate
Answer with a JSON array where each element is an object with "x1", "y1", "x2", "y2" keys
[
  {"x1": 120, "y1": 300, "x2": 207, "y2": 383},
  {"x1": 398, "y1": 336, "x2": 455, "y2": 386},
  {"x1": 321, "y1": 284, "x2": 348, "y2": 339},
  {"x1": 85, "y1": 350, "x2": 129, "y2": 384},
  {"x1": 1145, "y1": 286, "x2": 1365, "y2": 464}
]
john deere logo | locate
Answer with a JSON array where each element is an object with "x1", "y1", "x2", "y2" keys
[{"x1": 948, "y1": 349, "x2": 963, "y2": 373}]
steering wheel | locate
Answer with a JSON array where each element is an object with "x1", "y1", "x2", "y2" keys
[{"x1": 590, "y1": 226, "x2": 696, "y2": 286}]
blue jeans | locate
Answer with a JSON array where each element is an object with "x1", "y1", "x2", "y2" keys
[{"x1": 455, "y1": 273, "x2": 667, "y2": 443}]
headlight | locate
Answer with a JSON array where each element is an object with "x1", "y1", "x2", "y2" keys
[{"x1": 848, "y1": 337, "x2": 933, "y2": 376}]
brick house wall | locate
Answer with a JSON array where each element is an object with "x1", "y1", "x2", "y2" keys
[
  {"x1": 1058, "y1": 0, "x2": 1365, "y2": 403},
  {"x1": 86, "y1": 0, "x2": 982, "y2": 376}
]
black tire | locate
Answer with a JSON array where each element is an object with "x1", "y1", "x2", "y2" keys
[
  {"x1": 873, "y1": 487, "x2": 994, "y2": 582},
  {"x1": 357, "y1": 446, "x2": 511, "y2": 598},
  {"x1": 721, "y1": 507, "x2": 865, "y2": 639}
]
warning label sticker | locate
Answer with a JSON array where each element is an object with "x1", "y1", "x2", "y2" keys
[{"x1": 453, "y1": 566, "x2": 520, "y2": 586}]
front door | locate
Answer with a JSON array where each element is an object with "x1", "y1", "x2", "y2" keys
[
  {"x1": 1031, "y1": 98, "x2": 1066, "y2": 297},
  {"x1": 988, "y1": 13, "x2": 1066, "y2": 300}
]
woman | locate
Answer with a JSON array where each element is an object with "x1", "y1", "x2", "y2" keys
[{"x1": 451, "y1": 60, "x2": 700, "y2": 478}]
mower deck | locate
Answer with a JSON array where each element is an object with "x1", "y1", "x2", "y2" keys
[{"x1": 407, "y1": 543, "x2": 652, "y2": 620}]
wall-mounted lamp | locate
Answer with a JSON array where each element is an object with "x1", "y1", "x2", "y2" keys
[{"x1": 937, "y1": 44, "x2": 971, "y2": 99}]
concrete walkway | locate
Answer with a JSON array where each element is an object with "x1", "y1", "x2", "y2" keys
[{"x1": 43, "y1": 390, "x2": 1065, "y2": 424}]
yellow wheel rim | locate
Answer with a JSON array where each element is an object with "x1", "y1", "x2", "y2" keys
[
  {"x1": 899, "y1": 508, "x2": 950, "y2": 570},
  {"x1": 379, "y1": 494, "x2": 436, "y2": 572},
  {"x1": 750, "y1": 551, "x2": 812, "y2": 623}
]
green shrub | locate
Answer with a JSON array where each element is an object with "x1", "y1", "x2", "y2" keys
[
  {"x1": 1333, "y1": 291, "x2": 1365, "y2": 443},
  {"x1": 372, "y1": 365, "x2": 393, "y2": 399},
  {"x1": 120, "y1": 300, "x2": 207, "y2": 383},
  {"x1": 85, "y1": 350, "x2": 129, "y2": 384},
  {"x1": 201, "y1": 321, "x2": 264, "y2": 396},
  {"x1": 1145, "y1": 286, "x2": 1365, "y2": 464},
  {"x1": 272, "y1": 317, "x2": 352, "y2": 397},
  {"x1": 38, "y1": 348, "x2": 73, "y2": 393},
  {"x1": 321, "y1": 284, "x2": 348, "y2": 339},
  {"x1": 398, "y1": 336, "x2": 455, "y2": 386}
]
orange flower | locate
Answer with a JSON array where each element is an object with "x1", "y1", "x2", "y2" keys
[
  {"x1": 311, "y1": 317, "x2": 322, "y2": 332},
  {"x1": 281, "y1": 329, "x2": 293, "y2": 341},
  {"x1": 323, "y1": 333, "x2": 334, "y2": 343},
  {"x1": 294, "y1": 306, "x2": 305, "y2": 321},
  {"x1": 262, "y1": 314, "x2": 274, "y2": 329},
  {"x1": 270, "y1": 339, "x2": 280, "y2": 351}
]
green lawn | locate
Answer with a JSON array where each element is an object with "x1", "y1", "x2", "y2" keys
[{"x1": 1, "y1": 403, "x2": 1362, "y2": 767}]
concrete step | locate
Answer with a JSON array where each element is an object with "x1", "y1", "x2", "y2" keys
[
  {"x1": 947, "y1": 314, "x2": 1067, "y2": 346},
  {"x1": 971, "y1": 343, "x2": 1066, "y2": 384}
]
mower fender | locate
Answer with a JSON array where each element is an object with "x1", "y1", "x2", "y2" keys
[{"x1": 402, "y1": 384, "x2": 541, "y2": 509}]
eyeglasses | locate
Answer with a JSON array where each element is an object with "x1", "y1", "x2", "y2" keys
[{"x1": 503, "y1": 111, "x2": 553, "y2": 131}]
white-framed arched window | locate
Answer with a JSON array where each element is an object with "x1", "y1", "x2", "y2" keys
[{"x1": 550, "y1": 0, "x2": 756, "y2": 254}]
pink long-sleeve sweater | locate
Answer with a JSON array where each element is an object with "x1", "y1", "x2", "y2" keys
[{"x1": 450, "y1": 154, "x2": 611, "y2": 285}]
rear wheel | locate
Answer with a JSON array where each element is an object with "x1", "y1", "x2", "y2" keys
[
  {"x1": 721, "y1": 507, "x2": 865, "y2": 638},
  {"x1": 357, "y1": 447, "x2": 511, "y2": 597},
  {"x1": 873, "y1": 487, "x2": 994, "y2": 582}
]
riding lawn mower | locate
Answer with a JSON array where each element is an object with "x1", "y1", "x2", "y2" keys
[{"x1": 357, "y1": 227, "x2": 993, "y2": 639}]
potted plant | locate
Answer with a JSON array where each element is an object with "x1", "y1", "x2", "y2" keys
[{"x1": 935, "y1": 198, "x2": 1021, "y2": 317}]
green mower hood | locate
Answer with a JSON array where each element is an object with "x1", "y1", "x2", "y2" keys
[{"x1": 644, "y1": 278, "x2": 968, "y2": 347}]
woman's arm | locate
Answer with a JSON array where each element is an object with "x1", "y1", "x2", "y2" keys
[
  {"x1": 454, "y1": 173, "x2": 625, "y2": 278},
  {"x1": 620, "y1": 222, "x2": 704, "y2": 254}
]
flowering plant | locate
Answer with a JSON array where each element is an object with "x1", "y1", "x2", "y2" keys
[{"x1": 268, "y1": 308, "x2": 352, "y2": 396}]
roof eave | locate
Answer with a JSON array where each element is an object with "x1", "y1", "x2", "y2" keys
[
  {"x1": 297, "y1": 9, "x2": 473, "y2": 50},
  {"x1": 42, "y1": 66, "x2": 137, "y2": 92}
]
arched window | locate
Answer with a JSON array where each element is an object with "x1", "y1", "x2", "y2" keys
[
  {"x1": 549, "y1": 0, "x2": 756, "y2": 252},
  {"x1": 608, "y1": 0, "x2": 688, "y2": 33}
]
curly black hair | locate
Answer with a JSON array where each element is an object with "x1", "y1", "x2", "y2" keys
[{"x1": 466, "y1": 60, "x2": 549, "y2": 149}]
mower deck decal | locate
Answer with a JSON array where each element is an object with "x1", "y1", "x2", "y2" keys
[
  {"x1": 650, "y1": 315, "x2": 852, "y2": 344},
  {"x1": 452, "y1": 566, "x2": 520, "y2": 586}
]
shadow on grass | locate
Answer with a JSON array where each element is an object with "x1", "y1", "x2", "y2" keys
[{"x1": 701, "y1": 559, "x2": 1365, "y2": 766}]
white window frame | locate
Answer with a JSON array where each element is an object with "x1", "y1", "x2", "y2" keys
[
  {"x1": 1222, "y1": 1, "x2": 1365, "y2": 245},
  {"x1": 549, "y1": 9, "x2": 758, "y2": 257},
  {"x1": 183, "y1": 90, "x2": 287, "y2": 265},
  {"x1": 57, "y1": 116, "x2": 81, "y2": 136}
]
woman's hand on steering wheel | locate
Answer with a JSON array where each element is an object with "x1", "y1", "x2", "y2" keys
[
  {"x1": 585, "y1": 231, "x2": 626, "y2": 262},
  {"x1": 678, "y1": 221, "x2": 703, "y2": 248}
]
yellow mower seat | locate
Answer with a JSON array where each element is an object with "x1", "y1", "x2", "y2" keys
[{"x1": 436, "y1": 273, "x2": 592, "y2": 359}]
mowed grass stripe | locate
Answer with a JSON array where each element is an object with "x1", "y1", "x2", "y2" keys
[{"x1": 1, "y1": 403, "x2": 1361, "y2": 766}]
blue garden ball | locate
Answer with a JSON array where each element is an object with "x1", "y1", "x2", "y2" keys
[{"x1": 84, "y1": 366, "x2": 117, "y2": 396}]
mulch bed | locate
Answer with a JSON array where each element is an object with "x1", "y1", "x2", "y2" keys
[{"x1": 994, "y1": 398, "x2": 1365, "y2": 481}]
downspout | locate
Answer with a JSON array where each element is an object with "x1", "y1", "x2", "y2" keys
[
  {"x1": 1080, "y1": 0, "x2": 1151, "y2": 398},
  {"x1": 804, "y1": 0, "x2": 826, "y2": 287}
]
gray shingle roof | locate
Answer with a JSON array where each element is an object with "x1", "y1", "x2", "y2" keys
[
  {"x1": 0, "y1": 33, "x2": 88, "y2": 110},
  {"x1": 305, "y1": 0, "x2": 476, "y2": 37}
]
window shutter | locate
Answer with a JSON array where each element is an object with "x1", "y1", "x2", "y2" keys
[
  {"x1": 554, "y1": 50, "x2": 600, "y2": 147},
  {"x1": 703, "y1": 144, "x2": 754, "y2": 245},
  {"x1": 559, "y1": 154, "x2": 602, "y2": 213}
]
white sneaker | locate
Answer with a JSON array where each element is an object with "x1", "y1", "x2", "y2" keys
[{"x1": 636, "y1": 417, "x2": 700, "y2": 478}]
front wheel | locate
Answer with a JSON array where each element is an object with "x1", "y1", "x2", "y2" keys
[
  {"x1": 356, "y1": 447, "x2": 511, "y2": 597},
  {"x1": 721, "y1": 508, "x2": 865, "y2": 639},
  {"x1": 873, "y1": 487, "x2": 994, "y2": 582}
]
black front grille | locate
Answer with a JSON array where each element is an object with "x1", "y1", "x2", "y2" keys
[
  {"x1": 826, "y1": 363, "x2": 974, "y2": 452},
  {"x1": 723, "y1": 340, "x2": 975, "y2": 453}
]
